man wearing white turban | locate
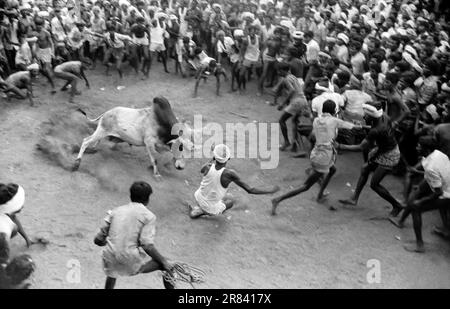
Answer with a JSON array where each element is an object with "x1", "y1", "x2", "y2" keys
[
  {"x1": 1, "y1": 64, "x2": 39, "y2": 106},
  {"x1": 0, "y1": 183, "x2": 34, "y2": 261},
  {"x1": 188, "y1": 144, "x2": 279, "y2": 218},
  {"x1": 338, "y1": 103, "x2": 404, "y2": 217}
]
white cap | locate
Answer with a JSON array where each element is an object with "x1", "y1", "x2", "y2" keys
[
  {"x1": 337, "y1": 33, "x2": 349, "y2": 45},
  {"x1": 0, "y1": 185, "x2": 25, "y2": 215},
  {"x1": 213, "y1": 144, "x2": 231, "y2": 163},
  {"x1": 234, "y1": 29, "x2": 244, "y2": 37},
  {"x1": 292, "y1": 31, "x2": 304, "y2": 40},
  {"x1": 27, "y1": 63, "x2": 40, "y2": 71}
]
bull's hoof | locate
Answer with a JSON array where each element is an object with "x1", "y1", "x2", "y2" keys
[{"x1": 72, "y1": 159, "x2": 81, "y2": 172}]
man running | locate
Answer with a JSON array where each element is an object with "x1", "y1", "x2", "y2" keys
[
  {"x1": 271, "y1": 100, "x2": 360, "y2": 215},
  {"x1": 94, "y1": 181, "x2": 174, "y2": 289},
  {"x1": 389, "y1": 136, "x2": 450, "y2": 253},
  {"x1": 338, "y1": 104, "x2": 403, "y2": 216},
  {"x1": 188, "y1": 144, "x2": 279, "y2": 218},
  {"x1": 271, "y1": 62, "x2": 309, "y2": 152}
]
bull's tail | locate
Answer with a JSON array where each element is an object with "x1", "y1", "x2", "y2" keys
[{"x1": 76, "y1": 108, "x2": 104, "y2": 123}]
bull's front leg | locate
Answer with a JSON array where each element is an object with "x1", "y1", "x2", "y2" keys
[{"x1": 144, "y1": 139, "x2": 162, "y2": 180}]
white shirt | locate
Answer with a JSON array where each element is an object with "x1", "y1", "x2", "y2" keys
[
  {"x1": 306, "y1": 39, "x2": 320, "y2": 63},
  {"x1": 422, "y1": 150, "x2": 450, "y2": 199},
  {"x1": 0, "y1": 214, "x2": 17, "y2": 239},
  {"x1": 312, "y1": 92, "x2": 345, "y2": 116}
]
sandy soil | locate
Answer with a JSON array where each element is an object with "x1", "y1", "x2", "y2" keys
[{"x1": 1, "y1": 63, "x2": 449, "y2": 289}]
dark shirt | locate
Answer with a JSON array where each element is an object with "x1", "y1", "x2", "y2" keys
[
  {"x1": 366, "y1": 115, "x2": 398, "y2": 153},
  {"x1": 130, "y1": 23, "x2": 147, "y2": 38}
]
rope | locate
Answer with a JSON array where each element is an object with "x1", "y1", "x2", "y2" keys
[{"x1": 162, "y1": 262, "x2": 206, "y2": 289}]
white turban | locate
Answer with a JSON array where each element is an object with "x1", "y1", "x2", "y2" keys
[
  {"x1": 404, "y1": 45, "x2": 418, "y2": 59},
  {"x1": 233, "y1": 29, "x2": 244, "y2": 37},
  {"x1": 213, "y1": 144, "x2": 231, "y2": 163},
  {"x1": 425, "y1": 104, "x2": 439, "y2": 121},
  {"x1": 337, "y1": 33, "x2": 349, "y2": 44},
  {"x1": 0, "y1": 185, "x2": 25, "y2": 215},
  {"x1": 292, "y1": 31, "x2": 304, "y2": 40},
  {"x1": 27, "y1": 63, "x2": 40, "y2": 71},
  {"x1": 241, "y1": 12, "x2": 255, "y2": 20}
]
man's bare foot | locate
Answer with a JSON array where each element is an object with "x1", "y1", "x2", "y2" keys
[
  {"x1": 317, "y1": 191, "x2": 330, "y2": 203},
  {"x1": 339, "y1": 198, "x2": 357, "y2": 206},
  {"x1": 271, "y1": 199, "x2": 279, "y2": 216},
  {"x1": 404, "y1": 243, "x2": 425, "y2": 253},
  {"x1": 388, "y1": 217, "x2": 404, "y2": 228}
]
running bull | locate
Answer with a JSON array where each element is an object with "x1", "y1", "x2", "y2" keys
[{"x1": 72, "y1": 96, "x2": 196, "y2": 178}]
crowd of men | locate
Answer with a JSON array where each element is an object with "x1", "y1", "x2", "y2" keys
[{"x1": 0, "y1": 0, "x2": 450, "y2": 288}]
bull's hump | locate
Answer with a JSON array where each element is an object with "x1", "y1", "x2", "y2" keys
[{"x1": 152, "y1": 98, "x2": 178, "y2": 143}]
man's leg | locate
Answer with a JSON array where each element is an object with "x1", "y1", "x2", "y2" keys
[
  {"x1": 4, "y1": 86, "x2": 27, "y2": 100},
  {"x1": 390, "y1": 179, "x2": 430, "y2": 228},
  {"x1": 271, "y1": 171, "x2": 323, "y2": 215},
  {"x1": 258, "y1": 60, "x2": 269, "y2": 95},
  {"x1": 279, "y1": 112, "x2": 292, "y2": 151},
  {"x1": 339, "y1": 163, "x2": 375, "y2": 206},
  {"x1": 105, "y1": 276, "x2": 116, "y2": 289},
  {"x1": 370, "y1": 166, "x2": 403, "y2": 216},
  {"x1": 41, "y1": 62, "x2": 56, "y2": 92},
  {"x1": 405, "y1": 199, "x2": 446, "y2": 253},
  {"x1": 290, "y1": 113, "x2": 301, "y2": 152},
  {"x1": 317, "y1": 165, "x2": 337, "y2": 203}
]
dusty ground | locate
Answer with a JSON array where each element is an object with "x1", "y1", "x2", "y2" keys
[{"x1": 1, "y1": 62, "x2": 449, "y2": 289}]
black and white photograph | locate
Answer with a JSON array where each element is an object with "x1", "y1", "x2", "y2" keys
[{"x1": 0, "y1": 0, "x2": 449, "y2": 292}]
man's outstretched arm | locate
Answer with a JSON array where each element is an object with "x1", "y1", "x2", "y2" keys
[{"x1": 226, "y1": 169, "x2": 279, "y2": 195}]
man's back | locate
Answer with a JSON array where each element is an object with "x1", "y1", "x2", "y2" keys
[{"x1": 105, "y1": 203, "x2": 156, "y2": 258}]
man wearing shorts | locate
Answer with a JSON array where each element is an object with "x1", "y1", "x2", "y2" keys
[
  {"x1": 189, "y1": 144, "x2": 279, "y2": 218},
  {"x1": 271, "y1": 62, "x2": 309, "y2": 152}
]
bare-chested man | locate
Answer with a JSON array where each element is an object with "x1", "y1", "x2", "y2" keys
[
  {"x1": 53, "y1": 61, "x2": 90, "y2": 103},
  {"x1": 1, "y1": 64, "x2": 39, "y2": 106},
  {"x1": 258, "y1": 27, "x2": 282, "y2": 96},
  {"x1": 33, "y1": 18, "x2": 56, "y2": 93}
]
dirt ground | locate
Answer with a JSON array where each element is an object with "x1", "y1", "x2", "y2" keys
[{"x1": 1, "y1": 63, "x2": 449, "y2": 289}]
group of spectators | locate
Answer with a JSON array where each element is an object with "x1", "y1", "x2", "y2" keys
[{"x1": 0, "y1": 0, "x2": 450, "y2": 287}]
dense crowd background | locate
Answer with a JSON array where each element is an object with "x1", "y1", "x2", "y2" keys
[{"x1": 0, "y1": 0, "x2": 450, "y2": 288}]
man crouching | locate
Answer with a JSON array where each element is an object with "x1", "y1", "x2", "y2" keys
[
  {"x1": 189, "y1": 144, "x2": 279, "y2": 218},
  {"x1": 94, "y1": 181, "x2": 174, "y2": 289}
]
